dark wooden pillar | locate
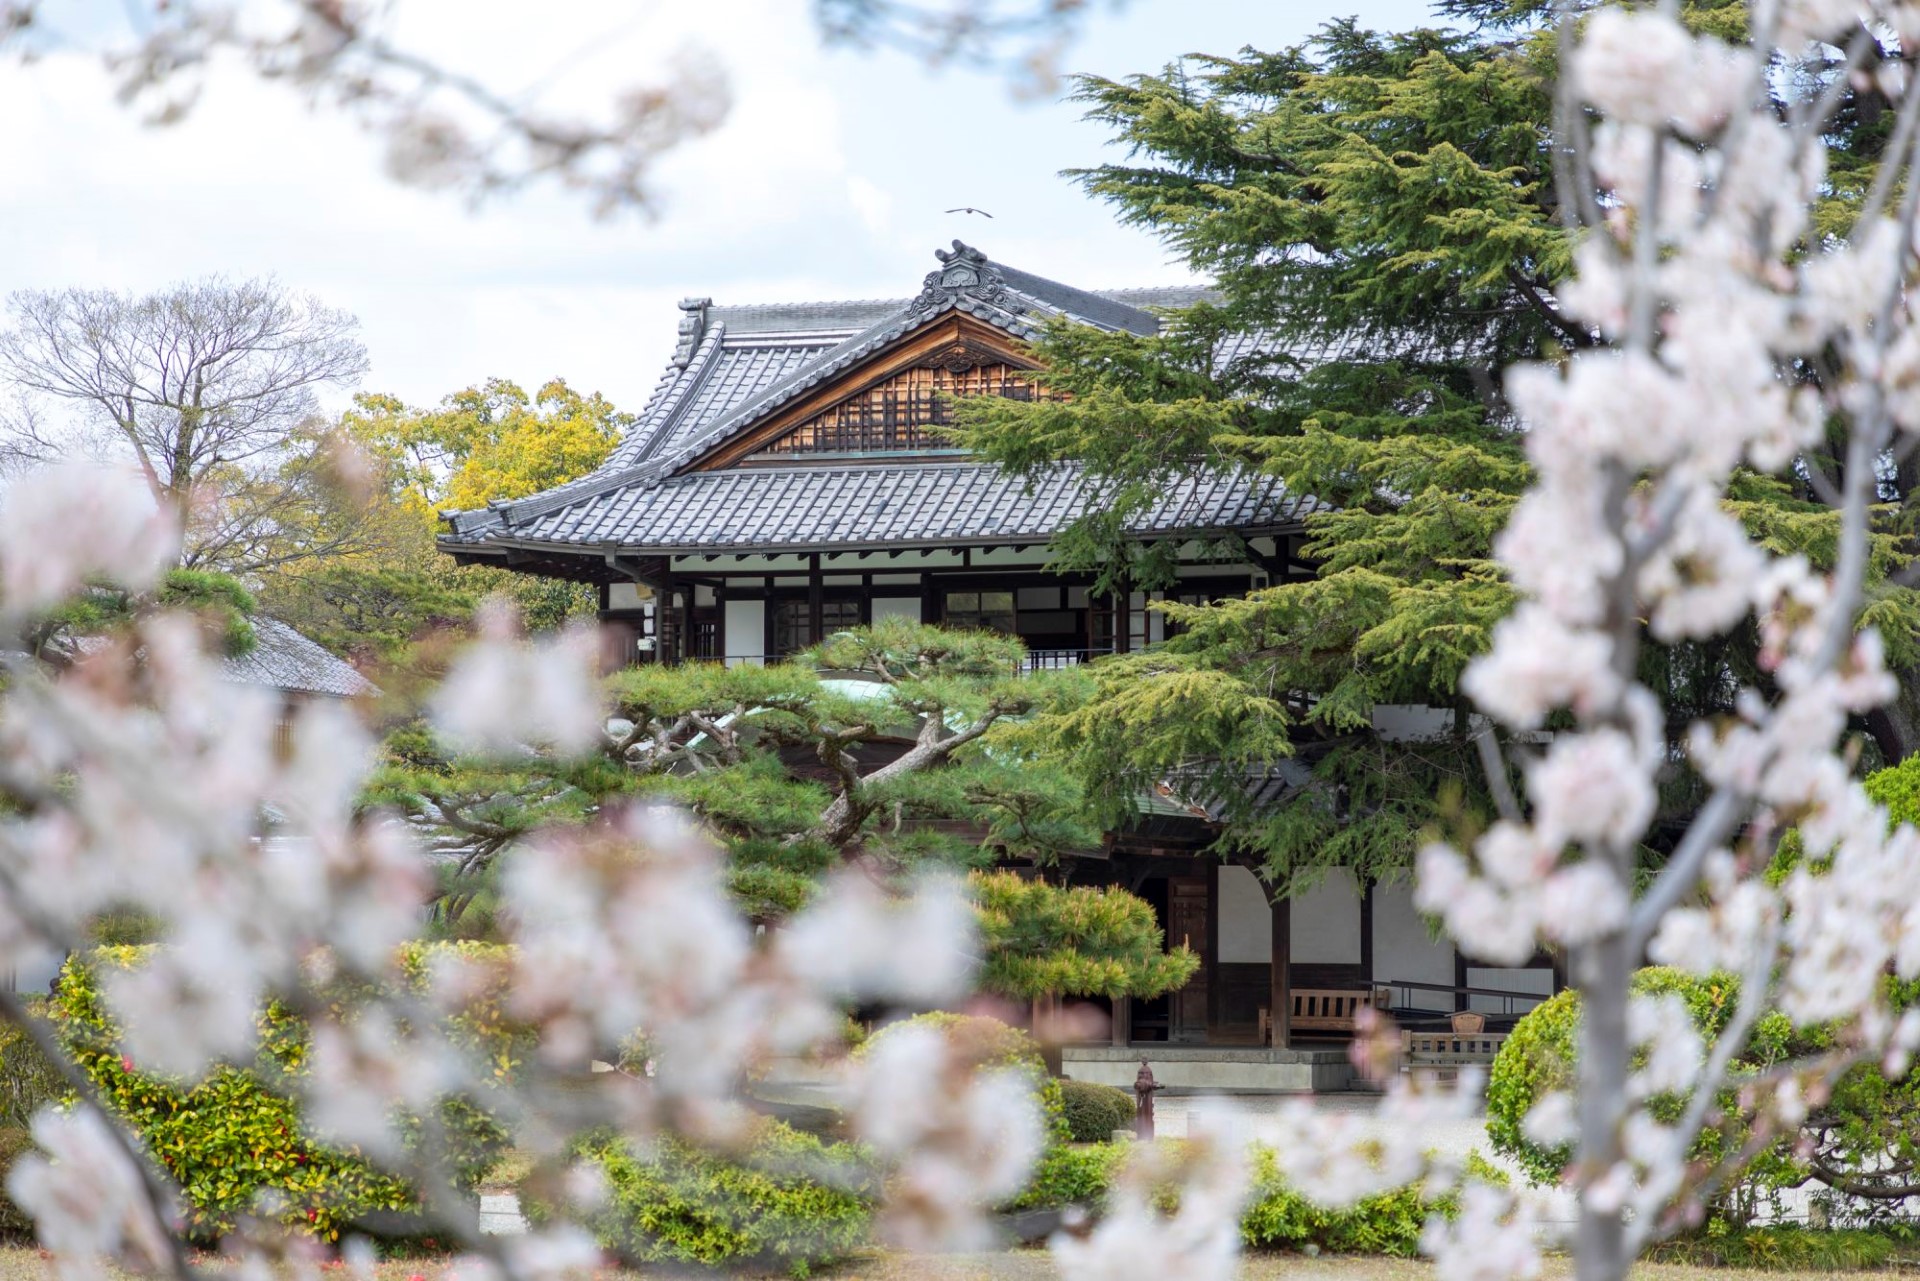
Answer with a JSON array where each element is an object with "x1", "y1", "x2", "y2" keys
[
  {"x1": 807, "y1": 554, "x2": 824, "y2": 644},
  {"x1": 1270, "y1": 890, "x2": 1291, "y2": 1050},
  {"x1": 860, "y1": 573, "x2": 873, "y2": 625},
  {"x1": 1206, "y1": 862, "x2": 1222, "y2": 1041},
  {"x1": 921, "y1": 573, "x2": 937, "y2": 624},
  {"x1": 678, "y1": 585, "x2": 694, "y2": 664},
  {"x1": 763, "y1": 577, "x2": 778, "y2": 659},
  {"x1": 1361, "y1": 878, "x2": 1376, "y2": 985}
]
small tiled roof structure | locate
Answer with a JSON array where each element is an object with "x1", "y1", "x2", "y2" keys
[
  {"x1": 225, "y1": 617, "x2": 376, "y2": 699},
  {"x1": 64, "y1": 616, "x2": 376, "y2": 699},
  {"x1": 438, "y1": 242, "x2": 1301, "y2": 564}
]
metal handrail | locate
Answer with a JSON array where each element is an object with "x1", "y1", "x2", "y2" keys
[
  {"x1": 1375, "y1": 977, "x2": 1552, "y2": 1017},
  {"x1": 651, "y1": 648, "x2": 1118, "y2": 672}
]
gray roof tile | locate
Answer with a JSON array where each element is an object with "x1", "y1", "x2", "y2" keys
[
  {"x1": 449, "y1": 461, "x2": 1310, "y2": 555},
  {"x1": 437, "y1": 243, "x2": 1296, "y2": 558},
  {"x1": 225, "y1": 618, "x2": 378, "y2": 698}
]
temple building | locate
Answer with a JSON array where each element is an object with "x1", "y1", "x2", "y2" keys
[{"x1": 438, "y1": 242, "x2": 1555, "y2": 1089}]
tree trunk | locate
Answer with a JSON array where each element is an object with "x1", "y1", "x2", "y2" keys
[{"x1": 1574, "y1": 925, "x2": 1633, "y2": 1281}]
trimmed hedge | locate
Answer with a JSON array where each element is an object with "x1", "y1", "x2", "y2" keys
[
  {"x1": 0, "y1": 1008, "x2": 64, "y2": 1130},
  {"x1": 1002, "y1": 1141, "x2": 1129, "y2": 1212},
  {"x1": 1487, "y1": 966, "x2": 1796, "y2": 1188},
  {"x1": 578, "y1": 1121, "x2": 874, "y2": 1278},
  {"x1": 1005, "y1": 1139, "x2": 1500, "y2": 1254},
  {"x1": 0, "y1": 1128, "x2": 35, "y2": 1238},
  {"x1": 53, "y1": 944, "x2": 518, "y2": 1241},
  {"x1": 1242, "y1": 1144, "x2": 1437, "y2": 1256},
  {"x1": 1059, "y1": 1079, "x2": 1134, "y2": 1143}
]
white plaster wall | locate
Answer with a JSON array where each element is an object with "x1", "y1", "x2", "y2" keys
[
  {"x1": 1372, "y1": 882, "x2": 1455, "y2": 1011},
  {"x1": 1290, "y1": 869, "x2": 1362, "y2": 964},
  {"x1": 724, "y1": 600, "x2": 765, "y2": 666},
  {"x1": 1466, "y1": 966, "x2": 1554, "y2": 1016},
  {"x1": 871, "y1": 598, "x2": 921, "y2": 623},
  {"x1": 608, "y1": 582, "x2": 646, "y2": 610},
  {"x1": 1372, "y1": 704, "x2": 1497, "y2": 743},
  {"x1": 1217, "y1": 865, "x2": 1271, "y2": 963}
]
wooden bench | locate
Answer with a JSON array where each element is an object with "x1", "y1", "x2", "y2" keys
[{"x1": 1259, "y1": 988, "x2": 1387, "y2": 1043}]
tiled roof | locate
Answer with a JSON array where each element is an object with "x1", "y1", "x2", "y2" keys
[
  {"x1": 67, "y1": 617, "x2": 377, "y2": 699},
  {"x1": 450, "y1": 461, "x2": 1309, "y2": 555},
  {"x1": 438, "y1": 243, "x2": 1292, "y2": 559},
  {"x1": 224, "y1": 618, "x2": 377, "y2": 698}
]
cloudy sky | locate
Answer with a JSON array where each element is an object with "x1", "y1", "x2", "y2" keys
[{"x1": 1, "y1": 0, "x2": 1439, "y2": 414}]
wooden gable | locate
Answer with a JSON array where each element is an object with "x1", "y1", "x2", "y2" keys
[{"x1": 683, "y1": 313, "x2": 1051, "y2": 472}]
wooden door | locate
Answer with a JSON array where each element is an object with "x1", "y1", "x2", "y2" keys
[{"x1": 1168, "y1": 875, "x2": 1211, "y2": 1043}]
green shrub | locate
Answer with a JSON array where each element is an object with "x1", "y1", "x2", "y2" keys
[
  {"x1": 1003, "y1": 1141, "x2": 1129, "y2": 1211},
  {"x1": 0, "y1": 1009, "x2": 64, "y2": 1131},
  {"x1": 1058, "y1": 1079, "x2": 1134, "y2": 1143},
  {"x1": 1646, "y1": 1225, "x2": 1900, "y2": 1271},
  {"x1": 1487, "y1": 966, "x2": 1799, "y2": 1218},
  {"x1": 0, "y1": 1128, "x2": 36, "y2": 1239},
  {"x1": 1241, "y1": 1143, "x2": 1439, "y2": 1256},
  {"x1": 578, "y1": 1120, "x2": 874, "y2": 1278},
  {"x1": 1485, "y1": 986, "x2": 1581, "y2": 1185},
  {"x1": 858, "y1": 1012, "x2": 1067, "y2": 1142},
  {"x1": 53, "y1": 945, "x2": 519, "y2": 1241}
]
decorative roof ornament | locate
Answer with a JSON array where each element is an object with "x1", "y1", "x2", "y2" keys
[
  {"x1": 672, "y1": 297, "x2": 711, "y2": 368},
  {"x1": 910, "y1": 241, "x2": 1020, "y2": 317}
]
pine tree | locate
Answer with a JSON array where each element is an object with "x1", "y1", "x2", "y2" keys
[
  {"x1": 953, "y1": 7, "x2": 1920, "y2": 888},
  {"x1": 374, "y1": 620, "x2": 1189, "y2": 1004}
]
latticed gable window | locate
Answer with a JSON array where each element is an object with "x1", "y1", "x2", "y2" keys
[{"x1": 751, "y1": 360, "x2": 1054, "y2": 458}]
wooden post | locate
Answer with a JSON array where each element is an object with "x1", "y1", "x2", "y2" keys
[
  {"x1": 1206, "y1": 862, "x2": 1221, "y2": 1044},
  {"x1": 1270, "y1": 891, "x2": 1291, "y2": 1050},
  {"x1": 1361, "y1": 877, "x2": 1376, "y2": 986},
  {"x1": 807, "y1": 553, "x2": 824, "y2": 645},
  {"x1": 1110, "y1": 993, "x2": 1132, "y2": 1047},
  {"x1": 678, "y1": 586, "x2": 694, "y2": 664}
]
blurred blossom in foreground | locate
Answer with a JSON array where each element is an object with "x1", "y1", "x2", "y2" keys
[
  {"x1": 430, "y1": 601, "x2": 603, "y2": 756},
  {"x1": 1052, "y1": 1110, "x2": 1248, "y2": 1281}
]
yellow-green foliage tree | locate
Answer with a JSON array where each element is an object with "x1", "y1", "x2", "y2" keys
[
  {"x1": 260, "y1": 378, "x2": 633, "y2": 664},
  {"x1": 345, "y1": 377, "x2": 629, "y2": 518}
]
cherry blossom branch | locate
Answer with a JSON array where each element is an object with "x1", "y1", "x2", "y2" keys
[{"x1": 0, "y1": 987, "x2": 198, "y2": 1281}]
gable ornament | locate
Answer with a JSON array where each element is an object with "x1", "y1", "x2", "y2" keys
[{"x1": 911, "y1": 240, "x2": 1021, "y2": 317}]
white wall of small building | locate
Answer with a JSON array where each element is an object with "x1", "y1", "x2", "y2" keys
[
  {"x1": 1217, "y1": 865, "x2": 1271, "y2": 963},
  {"x1": 1290, "y1": 868, "x2": 1362, "y2": 964},
  {"x1": 1467, "y1": 966, "x2": 1553, "y2": 1015},
  {"x1": 1372, "y1": 881, "x2": 1457, "y2": 1011},
  {"x1": 724, "y1": 599, "x2": 765, "y2": 666}
]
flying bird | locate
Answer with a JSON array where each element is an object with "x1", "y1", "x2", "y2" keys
[{"x1": 945, "y1": 207, "x2": 994, "y2": 218}]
